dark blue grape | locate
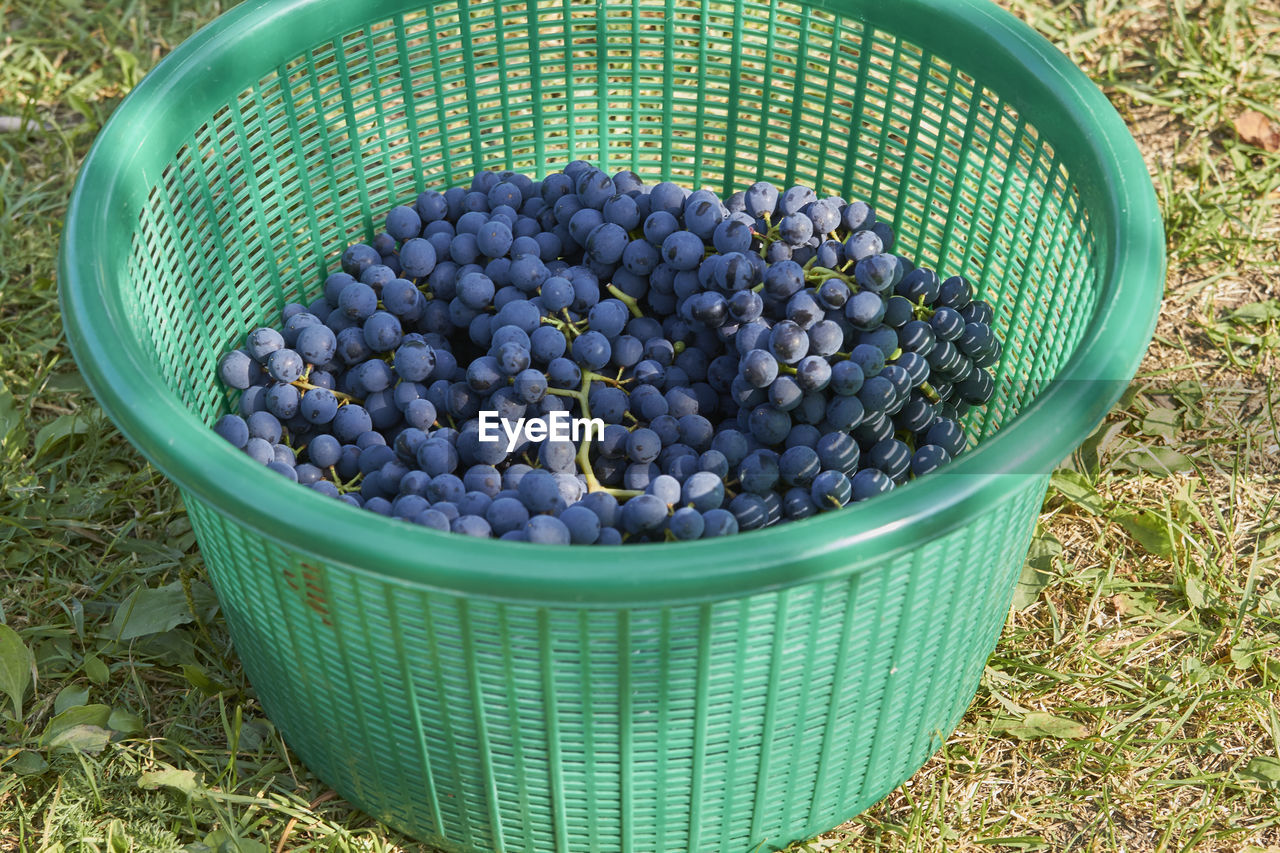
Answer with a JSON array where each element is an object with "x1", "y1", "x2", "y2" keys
[
  {"x1": 768, "y1": 321, "x2": 808, "y2": 364},
  {"x1": 810, "y1": 469, "x2": 852, "y2": 510},
  {"x1": 219, "y1": 348, "x2": 260, "y2": 390},
  {"x1": 214, "y1": 414, "x2": 249, "y2": 448},
  {"x1": 910, "y1": 444, "x2": 951, "y2": 476},
  {"x1": 571, "y1": 331, "x2": 611, "y2": 370},
  {"x1": 341, "y1": 243, "x2": 380, "y2": 277},
  {"x1": 851, "y1": 468, "x2": 893, "y2": 501},
  {"x1": 620, "y1": 493, "x2": 668, "y2": 535}
]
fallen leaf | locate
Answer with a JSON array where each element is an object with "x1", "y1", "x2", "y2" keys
[
  {"x1": 1115, "y1": 508, "x2": 1177, "y2": 558},
  {"x1": 1141, "y1": 407, "x2": 1181, "y2": 443},
  {"x1": 1235, "y1": 110, "x2": 1280, "y2": 152},
  {"x1": 993, "y1": 711, "x2": 1089, "y2": 740},
  {"x1": 40, "y1": 703, "x2": 111, "y2": 749},
  {"x1": 1050, "y1": 469, "x2": 1106, "y2": 515},
  {"x1": 47, "y1": 724, "x2": 112, "y2": 754},
  {"x1": 1012, "y1": 527, "x2": 1061, "y2": 610},
  {"x1": 138, "y1": 767, "x2": 202, "y2": 797}
]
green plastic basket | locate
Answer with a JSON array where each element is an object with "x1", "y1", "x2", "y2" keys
[{"x1": 59, "y1": 0, "x2": 1163, "y2": 848}]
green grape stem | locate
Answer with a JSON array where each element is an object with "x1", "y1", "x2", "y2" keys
[
  {"x1": 606, "y1": 284, "x2": 644, "y2": 319},
  {"x1": 548, "y1": 370, "x2": 643, "y2": 500},
  {"x1": 291, "y1": 378, "x2": 362, "y2": 405}
]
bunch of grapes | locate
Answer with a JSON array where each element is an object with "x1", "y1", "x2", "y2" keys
[{"x1": 212, "y1": 161, "x2": 1001, "y2": 544}]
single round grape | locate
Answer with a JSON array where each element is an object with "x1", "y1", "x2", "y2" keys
[
  {"x1": 385, "y1": 204, "x2": 422, "y2": 241},
  {"x1": 571, "y1": 330, "x2": 612, "y2": 370},
  {"x1": 698, "y1": 507, "x2": 736, "y2": 538},
  {"x1": 778, "y1": 445, "x2": 821, "y2": 487},
  {"x1": 448, "y1": 514, "x2": 491, "y2": 538},
  {"x1": 795, "y1": 356, "x2": 831, "y2": 393},
  {"x1": 841, "y1": 200, "x2": 875, "y2": 232},
  {"x1": 213, "y1": 414, "x2": 249, "y2": 448},
  {"x1": 244, "y1": 437, "x2": 275, "y2": 465},
  {"x1": 768, "y1": 321, "x2": 809, "y2": 364},
  {"x1": 517, "y1": 469, "x2": 562, "y2": 515},
  {"x1": 810, "y1": 469, "x2": 852, "y2": 510},
  {"x1": 661, "y1": 230, "x2": 704, "y2": 271},
  {"x1": 267, "y1": 348, "x2": 304, "y2": 383},
  {"x1": 300, "y1": 388, "x2": 338, "y2": 424},
  {"x1": 341, "y1": 243, "x2": 380, "y2": 277},
  {"x1": 668, "y1": 506, "x2": 705, "y2": 540},
  {"x1": 218, "y1": 349, "x2": 257, "y2": 389},
  {"x1": 896, "y1": 268, "x2": 940, "y2": 304},
  {"x1": 554, "y1": 504, "x2": 600, "y2": 544},
  {"x1": 621, "y1": 493, "x2": 669, "y2": 535},
  {"x1": 851, "y1": 468, "x2": 894, "y2": 501},
  {"x1": 678, "y1": 470, "x2": 723, "y2": 512},
  {"x1": 393, "y1": 340, "x2": 436, "y2": 383},
  {"x1": 362, "y1": 311, "x2": 403, "y2": 353},
  {"x1": 910, "y1": 444, "x2": 951, "y2": 477},
  {"x1": 728, "y1": 493, "x2": 769, "y2": 530},
  {"x1": 623, "y1": 428, "x2": 660, "y2": 464},
  {"x1": 306, "y1": 433, "x2": 341, "y2": 469}
]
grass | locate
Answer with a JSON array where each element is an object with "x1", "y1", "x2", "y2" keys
[{"x1": 2, "y1": 0, "x2": 1279, "y2": 850}]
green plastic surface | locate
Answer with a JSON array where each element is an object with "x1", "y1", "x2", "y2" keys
[{"x1": 59, "y1": 0, "x2": 1164, "y2": 848}]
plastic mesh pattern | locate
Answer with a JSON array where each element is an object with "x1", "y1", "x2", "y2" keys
[{"x1": 186, "y1": 476, "x2": 1045, "y2": 851}]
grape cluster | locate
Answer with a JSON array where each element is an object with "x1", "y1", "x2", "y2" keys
[{"x1": 212, "y1": 161, "x2": 1001, "y2": 544}]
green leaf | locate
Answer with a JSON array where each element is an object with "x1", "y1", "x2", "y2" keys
[
  {"x1": 34, "y1": 414, "x2": 92, "y2": 460},
  {"x1": 200, "y1": 830, "x2": 271, "y2": 853},
  {"x1": 1230, "y1": 636, "x2": 1277, "y2": 672},
  {"x1": 48, "y1": 724, "x2": 113, "y2": 754},
  {"x1": 1070, "y1": 419, "x2": 1124, "y2": 480},
  {"x1": 54, "y1": 684, "x2": 90, "y2": 714},
  {"x1": 182, "y1": 664, "x2": 228, "y2": 696},
  {"x1": 108, "y1": 707, "x2": 144, "y2": 734},
  {"x1": 1141, "y1": 407, "x2": 1181, "y2": 443},
  {"x1": 1012, "y1": 527, "x2": 1061, "y2": 610},
  {"x1": 138, "y1": 767, "x2": 201, "y2": 797},
  {"x1": 0, "y1": 623, "x2": 34, "y2": 719},
  {"x1": 1118, "y1": 446, "x2": 1196, "y2": 477},
  {"x1": 1114, "y1": 509, "x2": 1176, "y2": 558},
  {"x1": 41, "y1": 703, "x2": 111, "y2": 751},
  {"x1": 237, "y1": 717, "x2": 273, "y2": 751},
  {"x1": 112, "y1": 47, "x2": 142, "y2": 90},
  {"x1": 1239, "y1": 756, "x2": 1280, "y2": 789},
  {"x1": 84, "y1": 654, "x2": 110, "y2": 685},
  {"x1": 1049, "y1": 469, "x2": 1105, "y2": 515},
  {"x1": 0, "y1": 379, "x2": 21, "y2": 450},
  {"x1": 1183, "y1": 575, "x2": 1219, "y2": 611},
  {"x1": 994, "y1": 711, "x2": 1089, "y2": 740},
  {"x1": 43, "y1": 372, "x2": 91, "y2": 395},
  {"x1": 1181, "y1": 656, "x2": 1220, "y2": 686},
  {"x1": 1228, "y1": 300, "x2": 1280, "y2": 325},
  {"x1": 110, "y1": 581, "x2": 215, "y2": 641},
  {"x1": 9, "y1": 749, "x2": 48, "y2": 775}
]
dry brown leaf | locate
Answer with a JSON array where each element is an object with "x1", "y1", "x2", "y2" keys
[{"x1": 1234, "y1": 110, "x2": 1280, "y2": 151}]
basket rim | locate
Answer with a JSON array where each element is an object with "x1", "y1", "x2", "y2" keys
[{"x1": 58, "y1": 0, "x2": 1164, "y2": 605}]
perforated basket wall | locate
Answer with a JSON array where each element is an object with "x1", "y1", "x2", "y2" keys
[{"x1": 60, "y1": 0, "x2": 1163, "y2": 849}]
